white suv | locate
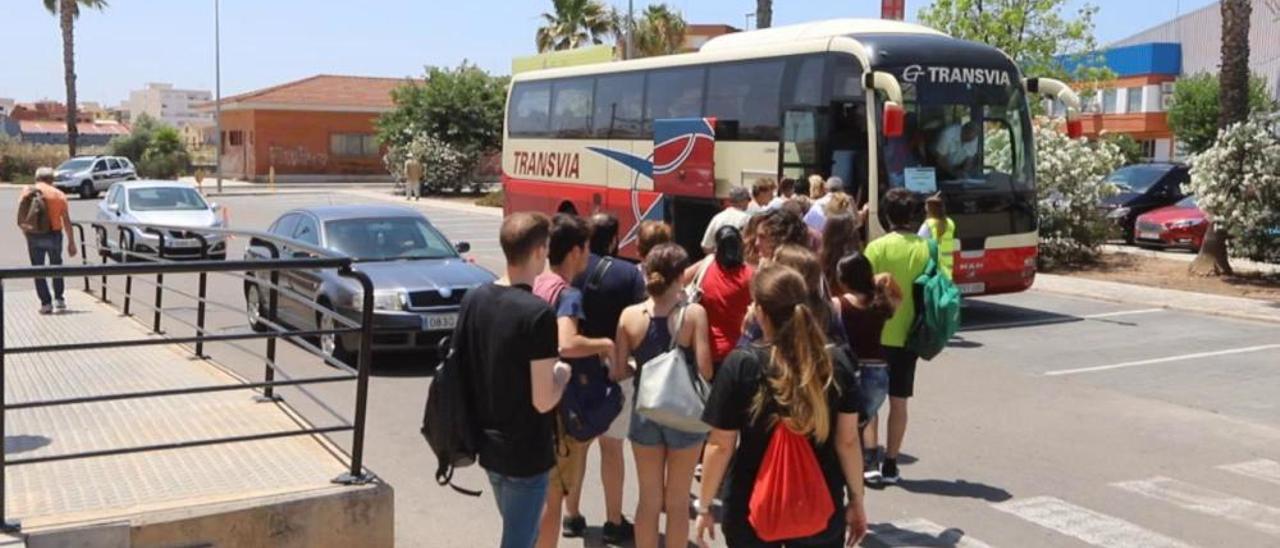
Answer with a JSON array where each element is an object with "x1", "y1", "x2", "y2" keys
[{"x1": 53, "y1": 155, "x2": 138, "y2": 199}]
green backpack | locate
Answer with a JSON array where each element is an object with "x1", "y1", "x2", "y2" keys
[{"x1": 908, "y1": 239, "x2": 961, "y2": 360}]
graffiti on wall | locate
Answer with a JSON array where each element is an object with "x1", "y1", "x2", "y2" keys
[{"x1": 268, "y1": 145, "x2": 328, "y2": 169}]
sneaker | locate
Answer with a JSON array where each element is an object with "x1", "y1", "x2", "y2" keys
[
  {"x1": 561, "y1": 514, "x2": 587, "y2": 538},
  {"x1": 54, "y1": 299, "x2": 67, "y2": 312},
  {"x1": 601, "y1": 517, "x2": 635, "y2": 545},
  {"x1": 881, "y1": 458, "x2": 901, "y2": 485},
  {"x1": 39, "y1": 304, "x2": 53, "y2": 315},
  {"x1": 863, "y1": 467, "x2": 883, "y2": 486},
  {"x1": 695, "y1": 463, "x2": 703, "y2": 482}
]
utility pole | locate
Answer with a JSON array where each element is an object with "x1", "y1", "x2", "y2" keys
[
  {"x1": 745, "y1": 13, "x2": 755, "y2": 30},
  {"x1": 214, "y1": 0, "x2": 223, "y2": 193}
]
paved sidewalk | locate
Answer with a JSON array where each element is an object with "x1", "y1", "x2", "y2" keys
[
  {"x1": 1035, "y1": 273, "x2": 1280, "y2": 324},
  {"x1": 1, "y1": 289, "x2": 355, "y2": 531}
]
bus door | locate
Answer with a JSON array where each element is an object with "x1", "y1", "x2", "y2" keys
[
  {"x1": 779, "y1": 107, "x2": 829, "y2": 185},
  {"x1": 653, "y1": 117, "x2": 719, "y2": 259}
]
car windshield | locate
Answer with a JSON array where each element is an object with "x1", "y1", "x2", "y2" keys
[
  {"x1": 128, "y1": 187, "x2": 208, "y2": 211},
  {"x1": 325, "y1": 217, "x2": 457, "y2": 261},
  {"x1": 1176, "y1": 195, "x2": 1197, "y2": 208},
  {"x1": 1105, "y1": 165, "x2": 1170, "y2": 193},
  {"x1": 58, "y1": 158, "x2": 95, "y2": 171}
]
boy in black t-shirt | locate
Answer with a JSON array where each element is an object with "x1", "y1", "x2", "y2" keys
[{"x1": 456, "y1": 212, "x2": 570, "y2": 548}]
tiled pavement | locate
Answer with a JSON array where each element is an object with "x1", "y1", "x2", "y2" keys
[{"x1": 2, "y1": 288, "x2": 352, "y2": 530}]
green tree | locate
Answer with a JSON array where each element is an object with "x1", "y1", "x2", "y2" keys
[
  {"x1": 1100, "y1": 133, "x2": 1143, "y2": 165},
  {"x1": 536, "y1": 0, "x2": 614, "y2": 52},
  {"x1": 107, "y1": 113, "x2": 161, "y2": 162},
  {"x1": 1167, "y1": 73, "x2": 1275, "y2": 155},
  {"x1": 635, "y1": 4, "x2": 687, "y2": 57},
  {"x1": 43, "y1": 0, "x2": 108, "y2": 157},
  {"x1": 138, "y1": 126, "x2": 191, "y2": 179},
  {"x1": 376, "y1": 63, "x2": 507, "y2": 156},
  {"x1": 917, "y1": 0, "x2": 1109, "y2": 82}
]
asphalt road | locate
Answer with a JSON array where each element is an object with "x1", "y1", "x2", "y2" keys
[{"x1": 2, "y1": 185, "x2": 1278, "y2": 548}]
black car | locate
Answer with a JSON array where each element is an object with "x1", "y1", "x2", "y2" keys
[
  {"x1": 1099, "y1": 163, "x2": 1190, "y2": 242},
  {"x1": 244, "y1": 205, "x2": 496, "y2": 363}
]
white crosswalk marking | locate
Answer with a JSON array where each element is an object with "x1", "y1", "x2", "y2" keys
[
  {"x1": 1113, "y1": 476, "x2": 1280, "y2": 537},
  {"x1": 992, "y1": 496, "x2": 1192, "y2": 548},
  {"x1": 867, "y1": 518, "x2": 994, "y2": 547},
  {"x1": 1218, "y1": 459, "x2": 1280, "y2": 488}
]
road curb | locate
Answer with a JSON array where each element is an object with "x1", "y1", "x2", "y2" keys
[
  {"x1": 1033, "y1": 273, "x2": 1280, "y2": 324},
  {"x1": 338, "y1": 188, "x2": 504, "y2": 218}
]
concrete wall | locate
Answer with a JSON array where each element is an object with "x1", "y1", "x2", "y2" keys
[{"x1": 26, "y1": 482, "x2": 394, "y2": 548}]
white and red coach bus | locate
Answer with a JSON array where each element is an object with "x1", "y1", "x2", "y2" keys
[{"x1": 502, "y1": 19, "x2": 1081, "y2": 296}]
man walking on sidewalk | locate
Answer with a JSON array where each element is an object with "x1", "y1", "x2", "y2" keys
[
  {"x1": 405, "y1": 158, "x2": 423, "y2": 201},
  {"x1": 17, "y1": 167, "x2": 77, "y2": 314}
]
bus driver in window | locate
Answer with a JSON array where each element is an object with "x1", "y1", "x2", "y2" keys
[{"x1": 933, "y1": 119, "x2": 980, "y2": 179}]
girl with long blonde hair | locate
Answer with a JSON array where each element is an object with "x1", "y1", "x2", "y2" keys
[{"x1": 696, "y1": 265, "x2": 868, "y2": 546}]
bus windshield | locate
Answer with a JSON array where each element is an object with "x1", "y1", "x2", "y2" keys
[{"x1": 883, "y1": 77, "x2": 1031, "y2": 195}]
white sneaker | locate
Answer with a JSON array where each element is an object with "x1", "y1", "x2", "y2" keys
[
  {"x1": 54, "y1": 299, "x2": 67, "y2": 312},
  {"x1": 39, "y1": 304, "x2": 53, "y2": 315},
  {"x1": 863, "y1": 468, "x2": 882, "y2": 485}
]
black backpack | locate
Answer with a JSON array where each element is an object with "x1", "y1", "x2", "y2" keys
[{"x1": 421, "y1": 315, "x2": 483, "y2": 496}]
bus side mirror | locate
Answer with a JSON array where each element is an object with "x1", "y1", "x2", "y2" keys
[
  {"x1": 1066, "y1": 118, "x2": 1083, "y2": 139},
  {"x1": 883, "y1": 102, "x2": 905, "y2": 138}
]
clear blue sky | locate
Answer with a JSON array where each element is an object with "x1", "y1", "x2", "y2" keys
[{"x1": 3, "y1": 0, "x2": 1217, "y2": 105}]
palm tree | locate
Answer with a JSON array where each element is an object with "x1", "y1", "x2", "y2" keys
[
  {"x1": 756, "y1": 0, "x2": 772, "y2": 29},
  {"x1": 43, "y1": 0, "x2": 107, "y2": 157},
  {"x1": 1190, "y1": 0, "x2": 1251, "y2": 277},
  {"x1": 635, "y1": 4, "x2": 687, "y2": 58},
  {"x1": 536, "y1": 0, "x2": 614, "y2": 52}
]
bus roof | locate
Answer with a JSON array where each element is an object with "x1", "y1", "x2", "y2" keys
[
  {"x1": 510, "y1": 18, "x2": 947, "y2": 83},
  {"x1": 699, "y1": 18, "x2": 945, "y2": 52}
]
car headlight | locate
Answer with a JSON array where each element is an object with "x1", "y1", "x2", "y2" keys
[
  {"x1": 1167, "y1": 219, "x2": 1204, "y2": 229},
  {"x1": 349, "y1": 289, "x2": 407, "y2": 311},
  {"x1": 1107, "y1": 206, "x2": 1131, "y2": 220}
]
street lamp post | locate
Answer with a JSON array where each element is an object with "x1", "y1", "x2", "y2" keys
[
  {"x1": 745, "y1": 13, "x2": 755, "y2": 31},
  {"x1": 214, "y1": 0, "x2": 222, "y2": 194}
]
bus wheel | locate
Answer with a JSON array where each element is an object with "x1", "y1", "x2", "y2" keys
[{"x1": 557, "y1": 201, "x2": 578, "y2": 216}]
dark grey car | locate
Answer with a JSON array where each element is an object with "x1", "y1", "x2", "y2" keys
[{"x1": 244, "y1": 205, "x2": 496, "y2": 363}]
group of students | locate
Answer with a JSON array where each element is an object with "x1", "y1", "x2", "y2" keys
[{"x1": 438, "y1": 178, "x2": 955, "y2": 548}]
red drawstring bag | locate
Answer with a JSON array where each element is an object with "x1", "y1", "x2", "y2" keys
[{"x1": 747, "y1": 421, "x2": 835, "y2": 542}]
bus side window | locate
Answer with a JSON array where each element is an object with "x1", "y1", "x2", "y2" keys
[
  {"x1": 592, "y1": 73, "x2": 644, "y2": 139},
  {"x1": 643, "y1": 67, "x2": 705, "y2": 137},
  {"x1": 705, "y1": 59, "x2": 784, "y2": 141},
  {"x1": 788, "y1": 55, "x2": 826, "y2": 107},
  {"x1": 509, "y1": 82, "x2": 552, "y2": 137},
  {"x1": 551, "y1": 77, "x2": 594, "y2": 139}
]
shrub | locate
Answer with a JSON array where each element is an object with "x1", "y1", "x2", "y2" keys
[
  {"x1": 1188, "y1": 116, "x2": 1280, "y2": 263},
  {"x1": 0, "y1": 136, "x2": 70, "y2": 183},
  {"x1": 108, "y1": 116, "x2": 190, "y2": 179},
  {"x1": 475, "y1": 189, "x2": 504, "y2": 208},
  {"x1": 385, "y1": 133, "x2": 476, "y2": 194}
]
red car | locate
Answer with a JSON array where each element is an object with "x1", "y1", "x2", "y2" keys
[{"x1": 1134, "y1": 196, "x2": 1208, "y2": 250}]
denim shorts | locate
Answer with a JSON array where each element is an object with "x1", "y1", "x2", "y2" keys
[
  {"x1": 859, "y1": 363, "x2": 889, "y2": 423},
  {"x1": 628, "y1": 409, "x2": 706, "y2": 450}
]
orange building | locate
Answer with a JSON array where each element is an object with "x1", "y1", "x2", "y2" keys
[
  {"x1": 680, "y1": 24, "x2": 740, "y2": 52},
  {"x1": 206, "y1": 75, "x2": 409, "y2": 182}
]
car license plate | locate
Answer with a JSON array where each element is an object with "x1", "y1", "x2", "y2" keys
[
  {"x1": 1138, "y1": 230, "x2": 1160, "y2": 240},
  {"x1": 168, "y1": 239, "x2": 200, "y2": 248},
  {"x1": 958, "y1": 282, "x2": 985, "y2": 295},
  {"x1": 423, "y1": 313, "x2": 458, "y2": 331}
]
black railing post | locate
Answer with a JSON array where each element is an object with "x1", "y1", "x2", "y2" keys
[
  {"x1": 259, "y1": 241, "x2": 282, "y2": 402},
  {"x1": 145, "y1": 229, "x2": 166, "y2": 334},
  {"x1": 73, "y1": 223, "x2": 88, "y2": 292},
  {"x1": 118, "y1": 227, "x2": 134, "y2": 316},
  {"x1": 334, "y1": 267, "x2": 374, "y2": 484},
  {"x1": 0, "y1": 280, "x2": 16, "y2": 532},
  {"x1": 92, "y1": 224, "x2": 110, "y2": 302},
  {"x1": 194, "y1": 234, "x2": 210, "y2": 358}
]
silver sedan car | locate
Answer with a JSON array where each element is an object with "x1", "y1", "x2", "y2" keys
[{"x1": 96, "y1": 180, "x2": 228, "y2": 260}]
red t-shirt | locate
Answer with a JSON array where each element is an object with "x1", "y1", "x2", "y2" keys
[{"x1": 700, "y1": 260, "x2": 754, "y2": 364}]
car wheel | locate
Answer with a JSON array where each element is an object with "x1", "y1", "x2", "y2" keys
[
  {"x1": 317, "y1": 308, "x2": 353, "y2": 366},
  {"x1": 245, "y1": 284, "x2": 268, "y2": 333},
  {"x1": 79, "y1": 181, "x2": 96, "y2": 200}
]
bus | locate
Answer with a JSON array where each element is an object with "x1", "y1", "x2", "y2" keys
[{"x1": 502, "y1": 18, "x2": 1081, "y2": 296}]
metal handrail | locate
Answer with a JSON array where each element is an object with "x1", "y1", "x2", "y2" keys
[{"x1": 0, "y1": 221, "x2": 378, "y2": 532}]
